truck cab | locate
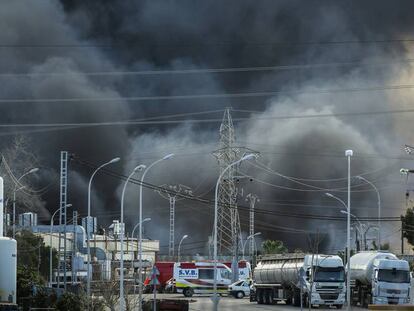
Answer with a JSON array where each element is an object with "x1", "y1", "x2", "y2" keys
[
  {"x1": 303, "y1": 255, "x2": 346, "y2": 308},
  {"x1": 372, "y1": 259, "x2": 410, "y2": 305}
]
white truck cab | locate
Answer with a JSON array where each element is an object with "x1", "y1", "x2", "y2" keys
[
  {"x1": 372, "y1": 259, "x2": 411, "y2": 305},
  {"x1": 303, "y1": 255, "x2": 346, "y2": 308}
]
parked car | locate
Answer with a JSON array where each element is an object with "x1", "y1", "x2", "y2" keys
[{"x1": 228, "y1": 280, "x2": 252, "y2": 299}]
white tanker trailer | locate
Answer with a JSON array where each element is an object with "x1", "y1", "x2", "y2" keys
[
  {"x1": 252, "y1": 253, "x2": 346, "y2": 308},
  {"x1": 349, "y1": 251, "x2": 410, "y2": 307}
]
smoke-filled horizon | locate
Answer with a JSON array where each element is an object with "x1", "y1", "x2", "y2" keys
[{"x1": 1, "y1": 0, "x2": 414, "y2": 253}]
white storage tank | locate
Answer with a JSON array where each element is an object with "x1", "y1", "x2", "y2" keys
[{"x1": 0, "y1": 237, "x2": 17, "y2": 304}]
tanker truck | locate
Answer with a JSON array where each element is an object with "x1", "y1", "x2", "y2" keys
[
  {"x1": 252, "y1": 253, "x2": 346, "y2": 308},
  {"x1": 349, "y1": 251, "x2": 411, "y2": 307}
]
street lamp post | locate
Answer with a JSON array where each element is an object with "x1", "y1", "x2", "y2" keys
[
  {"x1": 340, "y1": 210, "x2": 365, "y2": 250},
  {"x1": 49, "y1": 204, "x2": 72, "y2": 286},
  {"x1": 131, "y1": 218, "x2": 152, "y2": 246},
  {"x1": 355, "y1": 176, "x2": 381, "y2": 249},
  {"x1": 345, "y1": 149, "x2": 353, "y2": 311},
  {"x1": 178, "y1": 234, "x2": 188, "y2": 262},
  {"x1": 13, "y1": 168, "x2": 39, "y2": 238},
  {"x1": 362, "y1": 225, "x2": 379, "y2": 251},
  {"x1": 326, "y1": 182, "x2": 354, "y2": 310},
  {"x1": 130, "y1": 217, "x2": 151, "y2": 300},
  {"x1": 119, "y1": 164, "x2": 146, "y2": 311},
  {"x1": 138, "y1": 154, "x2": 174, "y2": 311},
  {"x1": 213, "y1": 153, "x2": 256, "y2": 311},
  {"x1": 242, "y1": 232, "x2": 261, "y2": 260},
  {"x1": 86, "y1": 157, "x2": 120, "y2": 300}
]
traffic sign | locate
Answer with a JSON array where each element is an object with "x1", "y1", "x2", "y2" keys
[{"x1": 149, "y1": 266, "x2": 160, "y2": 285}]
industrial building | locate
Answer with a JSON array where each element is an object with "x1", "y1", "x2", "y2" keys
[{"x1": 24, "y1": 217, "x2": 160, "y2": 286}]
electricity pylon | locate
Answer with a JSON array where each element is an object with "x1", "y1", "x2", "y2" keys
[{"x1": 157, "y1": 184, "x2": 192, "y2": 257}]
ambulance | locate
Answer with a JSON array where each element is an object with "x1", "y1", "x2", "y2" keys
[{"x1": 173, "y1": 261, "x2": 232, "y2": 297}]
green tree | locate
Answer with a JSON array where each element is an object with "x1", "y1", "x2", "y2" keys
[
  {"x1": 16, "y1": 230, "x2": 57, "y2": 280},
  {"x1": 402, "y1": 210, "x2": 414, "y2": 248},
  {"x1": 16, "y1": 230, "x2": 58, "y2": 310},
  {"x1": 261, "y1": 240, "x2": 288, "y2": 254}
]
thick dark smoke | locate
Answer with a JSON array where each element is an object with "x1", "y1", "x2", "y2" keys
[{"x1": 1, "y1": 0, "x2": 414, "y2": 253}]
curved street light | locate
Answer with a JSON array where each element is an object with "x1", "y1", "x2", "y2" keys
[
  {"x1": 119, "y1": 164, "x2": 145, "y2": 311},
  {"x1": 178, "y1": 234, "x2": 189, "y2": 262},
  {"x1": 138, "y1": 153, "x2": 174, "y2": 311},
  {"x1": 49, "y1": 203, "x2": 72, "y2": 286},
  {"x1": 242, "y1": 232, "x2": 261, "y2": 260},
  {"x1": 213, "y1": 153, "x2": 256, "y2": 311},
  {"x1": 86, "y1": 157, "x2": 120, "y2": 298},
  {"x1": 13, "y1": 167, "x2": 39, "y2": 238},
  {"x1": 355, "y1": 176, "x2": 381, "y2": 249}
]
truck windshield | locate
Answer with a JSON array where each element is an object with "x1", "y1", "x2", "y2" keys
[
  {"x1": 313, "y1": 267, "x2": 345, "y2": 282},
  {"x1": 378, "y1": 269, "x2": 410, "y2": 283}
]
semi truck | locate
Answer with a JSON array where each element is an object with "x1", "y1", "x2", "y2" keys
[
  {"x1": 349, "y1": 251, "x2": 411, "y2": 307},
  {"x1": 252, "y1": 253, "x2": 346, "y2": 308}
]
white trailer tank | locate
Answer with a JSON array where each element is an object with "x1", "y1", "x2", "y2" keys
[{"x1": 350, "y1": 251, "x2": 398, "y2": 285}]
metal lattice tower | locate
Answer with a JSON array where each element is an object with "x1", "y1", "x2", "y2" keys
[
  {"x1": 157, "y1": 184, "x2": 192, "y2": 257},
  {"x1": 213, "y1": 109, "x2": 259, "y2": 256},
  {"x1": 213, "y1": 108, "x2": 241, "y2": 255},
  {"x1": 58, "y1": 151, "x2": 69, "y2": 289},
  {"x1": 246, "y1": 193, "x2": 259, "y2": 257}
]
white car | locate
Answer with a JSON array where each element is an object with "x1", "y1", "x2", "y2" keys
[{"x1": 228, "y1": 280, "x2": 251, "y2": 299}]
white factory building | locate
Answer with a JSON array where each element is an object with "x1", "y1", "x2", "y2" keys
[{"x1": 28, "y1": 218, "x2": 159, "y2": 284}]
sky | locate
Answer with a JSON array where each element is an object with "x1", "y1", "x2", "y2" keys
[{"x1": 2, "y1": 0, "x2": 414, "y2": 254}]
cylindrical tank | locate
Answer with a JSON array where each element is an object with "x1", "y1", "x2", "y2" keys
[
  {"x1": 350, "y1": 251, "x2": 397, "y2": 285},
  {"x1": 0, "y1": 237, "x2": 17, "y2": 304},
  {"x1": 254, "y1": 254, "x2": 305, "y2": 286}
]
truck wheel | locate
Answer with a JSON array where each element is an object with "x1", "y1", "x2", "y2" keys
[
  {"x1": 257, "y1": 289, "x2": 264, "y2": 304},
  {"x1": 335, "y1": 304, "x2": 343, "y2": 309},
  {"x1": 303, "y1": 294, "x2": 309, "y2": 308},
  {"x1": 264, "y1": 290, "x2": 270, "y2": 305},
  {"x1": 292, "y1": 291, "x2": 301, "y2": 307},
  {"x1": 235, "y1": 291, "x2": 245, "y2": 299},
  {"x1": 265, "y1": 289, "x2": 273, "y2": 305},
  {"x1": 183, "y1": 288, "x2": 193, "y2": 297}
]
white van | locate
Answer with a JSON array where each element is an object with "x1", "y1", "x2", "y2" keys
[{"x1": 173, "y1": 262, "x2": 232, "y2": 297}]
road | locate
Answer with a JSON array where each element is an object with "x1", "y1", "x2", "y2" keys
[{"x1": 137, "y1": 294, "x2": 366, "y2": 310}]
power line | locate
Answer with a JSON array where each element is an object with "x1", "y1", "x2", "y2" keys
[
  {"x1": 2, "y1": 38, "x2": 414, "y2": 48},
  {"x1": 71, "y1": 155, "x2": 402, "y2": 222},
  {"x1": 2, "y1": 58, "x2": 413, "y2": 78},
  {"x1": 3, "y1": 83, "x2": 414, "y2": 104},
  {"x1": 2, "y1": 108, "x2": 414, "y2": 131}
]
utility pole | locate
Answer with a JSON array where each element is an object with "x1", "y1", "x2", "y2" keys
[
  {"x1": 401, "y1": 215, "x2": 405, "y2": 254},
  {"x1": 156, "y1": 184, "x2": 192, "y2": 257},
  {"x1": 58, "y1": 151, "x2": 69, "y2": 289},
  {"x1": 245, "y1": 193, "x2": 259, "y2": 259}
]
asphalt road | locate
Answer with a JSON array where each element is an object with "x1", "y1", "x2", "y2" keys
[{"x1": 138, "y1": 294, "x2": 366, "y2": 311}]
